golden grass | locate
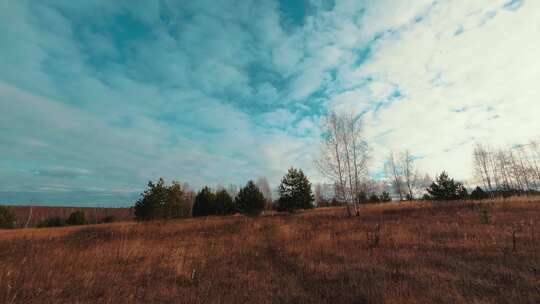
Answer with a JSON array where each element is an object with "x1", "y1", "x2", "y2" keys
[{"x1": 1, "y1": 198, "x2": 540, "y2": 303}]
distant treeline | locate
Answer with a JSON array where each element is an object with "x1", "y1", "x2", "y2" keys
[
  {"x1": 0, "y1": 205, "x2": 131, "y2": 229},
  {"x1": 132, "y1": 167, "x2": 315, "y2": 220},
  {"x1": 2, "y1": 130, "x2": 539, "y2": 227}
]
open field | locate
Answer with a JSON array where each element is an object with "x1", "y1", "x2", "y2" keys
[{"x1": 1, "y1": 198, "x2": 540, "y2": 303}]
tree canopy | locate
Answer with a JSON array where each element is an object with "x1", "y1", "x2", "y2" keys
[
  {"x1": 426, "y1": 172, "x2": 468, "y2": 201},
  {"x1": 134, "y1": 178, "x2": 190, "y2": 220},
  {"x1": 235, "y1": 180, "x2": 266, "y2": 216},
  {"x1": 192, "y1": 186, "x2": 217, "y2": 217},
  {"x1": 277, "y1": 167, "x2": 314, "y2": 212}
]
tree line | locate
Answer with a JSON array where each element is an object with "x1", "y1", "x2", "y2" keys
[
  {"x1": 2, "y1": 112, "x2": 538, "y2": 228},
  {"x1": 133, "y1": 167, "x2": 315, "y2": 220},
  {"x1": 314, "y1": 111, "x2": 540, "y2": 207},
  {"x1": 473, "y1": 141, "x2": 540, "y2": 195}
]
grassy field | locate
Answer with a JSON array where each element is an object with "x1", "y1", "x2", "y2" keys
[{"x1": 1, "y1": 198, "x2": 540, "y2": 303}]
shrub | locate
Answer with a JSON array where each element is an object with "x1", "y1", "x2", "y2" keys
[
  {"x1": 369, "y1": 193, "x2": 380, "y2": 203},
  {"x1": 357, "y1": 191, "x2": 369, "y2": 204},
  {"x1": 102, "y1": 215, "x2": 117, "y2": 223},
  {"x1": 66, "y1": 211, "x2": 87, "y2": 225},
  {"x1": 277, "y1": 167, "x2": 314, "y2": 212},
  {"x1": 134, "y1": 178, "x2": 190, "y2": 220},
  {"x1": 37, "y1": 217, "x2": 66, "y2": 228},
  {"x1": 0, "y1": 206, "x2": 15, "y2": 229},
  {"x1": 236, "y1": 180, "x2": 266, "y2": 216},
  {"x1": 470, "y1": 186, "x2": 489, "y2": 200},
  {"x1": 192, "y1": 186, "x2": 217, "y2": 217},
  {"x1": 479, "y1": 208, "x2": 491, "y2": 225},
  {"x1": 426, "y1": 172, "x2": 467, "y2": 201}
]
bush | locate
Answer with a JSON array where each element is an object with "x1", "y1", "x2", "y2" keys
[
  {"x1": 369, "y1": 193, "x2": 380, "y2": 203},
  {"x1": 479, "y1": 208, "x2": 491, "y2": 225},
  {"x1": 102, "y1": 215, "x2": 117, "y2": 223},
  {"x1": 134, "y1": 178, "x2": 190, "y2": 220},
  {"x1": 277, "y1": 167, "x2": 314, "y2": 212},
  {"x1": 192, "y1": 186, "x2": 217, "y2": 217},
  {"x1": 37, "y1": 217, "x2": 66, "y2": 228},
  {"x1": 357, "y1": 191, "x2": 368, "y2": 204},
  {"x1": 236, "y1": 180, "x2": 266, "y2": 216},
  {"x1": 426, "y1": 172, "x2": 468, "y2": 201},
  {"x1": 0, "y1": 206, "x2": 15, "y2": 229},
  {"x1": 66, "y1": 211, "x2": 87, "y2": 225},
  {"x1": 470, "y1": 186, "x2": 488, "y2": 200}
]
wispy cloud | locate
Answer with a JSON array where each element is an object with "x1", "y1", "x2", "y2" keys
[{"x1": 0, "y1": 0, "x2": 538, "y2": 205}]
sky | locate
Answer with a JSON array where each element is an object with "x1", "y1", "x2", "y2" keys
[{"x1": 1, "y1": 0, "x2": 539, "y2": 206}]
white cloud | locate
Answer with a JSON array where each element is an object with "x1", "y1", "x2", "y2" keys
[
  {"x1": 350, "y1": 0, "x2": 540, "y2": 180},
  {"x1": 1, "y1": 0, "x2": 539, "y2": 204}
]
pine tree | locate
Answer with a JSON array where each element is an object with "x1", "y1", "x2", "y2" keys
[
  {"x1": 0, "y1": 206, "x2": 15, "y2": 229},
  {"x1": 215, "y1": 189, "x2": 235, "y2": 215},
  {"x1": 134, "y1": 178, "x2": 189, "y2": 220},
  {"x1": 134, "y1": 178, "x2": 169, "y2": 220},
  {"x1": 235, "y1": 181, "x2": 266, "y2": 216},
  {"x1": 193, "y1": 186, "x2": 216, "y2": 217},
  {"x1": 277, "y1": 167, "x2": 314, "y2": 212},
  {"x1": 426, "y1": 172, "x2": 467, "y2": 201}
]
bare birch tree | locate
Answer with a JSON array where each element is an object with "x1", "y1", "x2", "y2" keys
[
  {"x1": 316, "y1": 111, "x2": 369, "y2": 215},
  {"x1": 472, "y1": 140, "x2": 540, "y2": 192},
  {"x1": 473, "y1": 143, "x2": 493, "y2": 191},
  {"x1": 256, "y1": 177, "x2": 273, "y2": 210},
  {"x1": 401, "y1": 150, "x2": 420, "y2": 200},
  {"x1": 385, "y1": 151, "x2": 404, "y2": 201}
]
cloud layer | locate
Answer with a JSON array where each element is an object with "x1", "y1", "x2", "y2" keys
[{"x1": 0, "y1": 0, "x2": 538, "y2": 205}]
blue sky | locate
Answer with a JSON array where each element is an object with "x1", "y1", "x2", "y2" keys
[{"x1": 1, "y1": 0, "x2": 538, "y2": 206}]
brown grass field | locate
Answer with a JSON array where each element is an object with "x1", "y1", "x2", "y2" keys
[{"x1": 1, "y1": 197, "x2": 540, "y2": 303}]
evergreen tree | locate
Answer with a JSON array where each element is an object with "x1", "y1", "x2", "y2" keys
[
  {"x1": 0, "y1": 206, "x2": 15, "y2": 229},
  {"x1": 66, "y1": 211, "x2": 87, "y2": 225},
  {"x1": 215, "y1": 189, "x2": 235, "y2": 215},
  {"x1": 166, "y1": 182, "x2": 191, "y2": 218},
  {"x1": 134, "y1": 178, "x2": 189, "y2": 220},
  {"x1": 277, "y1": 167, "x2": 314, "y2": 212},
  {"x1": 193, "y1": 186, "x2": 216, "y2": 217},
  {"x1": 235, "y1": 180, "x2": 266, "y2": 216},
  {"x1": 426, "y1": 172, "x2": 467, "y2": 201}
]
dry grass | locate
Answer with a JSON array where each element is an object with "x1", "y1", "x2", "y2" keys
[{"x1": 1, "y1": 198, "x2": 540, "y2": 303}]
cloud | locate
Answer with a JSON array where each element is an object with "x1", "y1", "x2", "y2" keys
[
  {"x1": 33, "y1": 167, "x2": 92, "y2": 178},
  {"x1": 0, "y1": 0, "x2": 538, "y2": 205},
  {"x1": 350, "y1": 0, "x2": 540, "y2": 179}
]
